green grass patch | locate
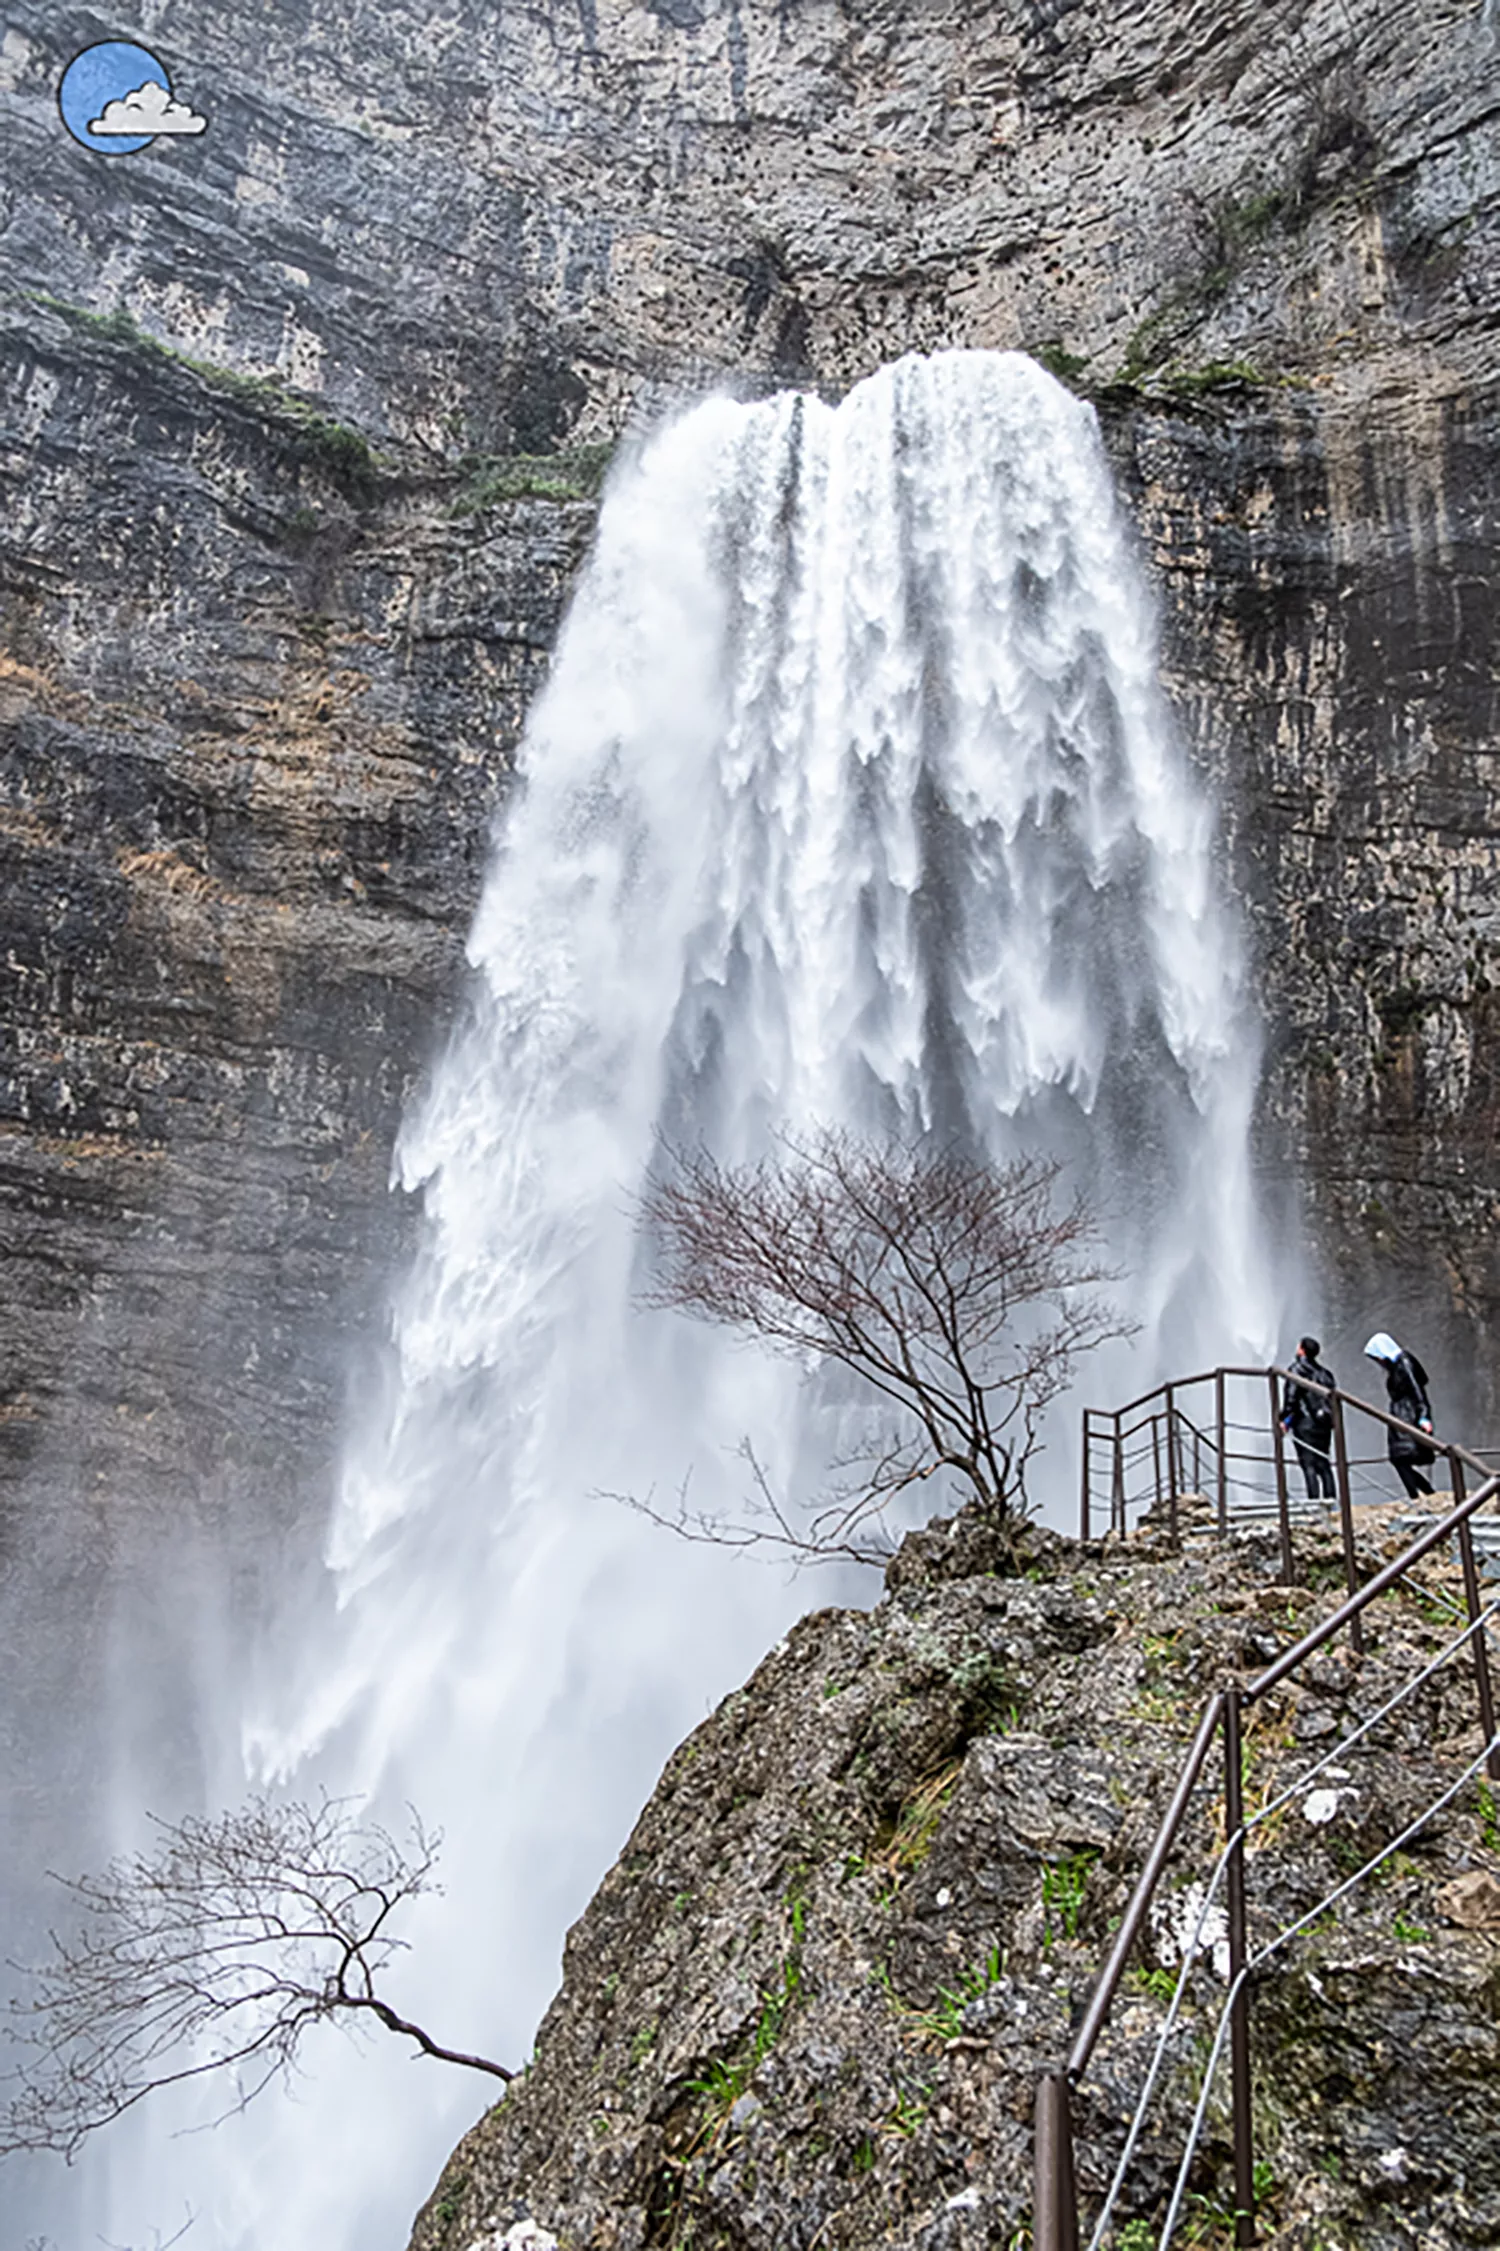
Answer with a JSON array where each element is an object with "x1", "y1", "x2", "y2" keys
[
  {"x1": 452, "y1": 443, "x2": 613, "y2": 513},
  {"x1": 1158, "y1": 361, "x2": 1262, "y2": 398},
  {"x1": 1042, "y1": 1847, "x2": 1101, "y2": 1945},
  {"x1": 683, "y1": 1892, "x2": 807, "y2": 2140},
  {"x1": 882, "y1": 2080, "x2": 931, "y2": 2137},
  {"x1": 908, "y1": 1942, "x2": 1005, "y2": 2041},
  {"x1": 871, "y1": 1760, "x2": 963, "y2": 1877},
  {"x1": 1032, "y1": 340, "x2": 1091, "y2": 387},
  {"x1": 1127, "y1": 1962, "x2": 1181, "y2": 2005}
]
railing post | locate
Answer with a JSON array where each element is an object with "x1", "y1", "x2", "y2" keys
[
  {"x1": 1216, "y1": 1366, "x2": 1228, "y2": 1532},
  {"x1": 1151, "y1": 1412, "x2": 1163, "y2": 1524},
  {"x1": 1193, "y1": 1417, "x2": 1202, "y2": 1495},
  {"x1": 1223, "y1": 1688, "x2": 1257, "y2": 2247},
  {"x1": 1267, "y1": 1369, "x2": 1293, "y2": 1584},
  {"x1": 1164, "y1": 1382, "x2": 1180, "y2": 1545},
  {"x1": 1033, "y1": 2069, "x2": 1080, "y2": 2251},
  {"x1": 1329, "y1": 1392, "x2": 1365, "y2": 1654},
  {"x1": 1081, "y1": 1410, "x2": 1091, "y2": 1541},
  {"x1": 1112, "y1": 1411, "x2": 1125, "y2": 1535},
  {"x1": 1451, "y1": 1452, "x2": 1500, "y2": 1784}
]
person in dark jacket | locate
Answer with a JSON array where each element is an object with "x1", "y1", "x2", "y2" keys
[
  {"x1": 1281, "y1": 1335, "x2": 1337, "y2": 1499},
  {"x1": 1364, "y1": 1331, "x2": 1437, "y2": 1498}
]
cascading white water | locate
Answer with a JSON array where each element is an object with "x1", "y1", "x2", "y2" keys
[{"x1": 58, "y1": 349, "x2": 1280, "y2": 2251}]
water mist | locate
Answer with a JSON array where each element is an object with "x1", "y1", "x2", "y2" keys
[{"x1": 31, "y1": 350, "x2": 1280, "y2": 2251}]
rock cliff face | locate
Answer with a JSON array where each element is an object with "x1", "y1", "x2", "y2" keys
[
  {"x1": 0, "y1": 0, "x2": 1497, "y2": 2009},
  {"x1": 0, "y1": 295, "x2": 595, "y2": 1871},
  {"x1": 405, "y1": 1508, "x2": 1500, "y2": 2251}
]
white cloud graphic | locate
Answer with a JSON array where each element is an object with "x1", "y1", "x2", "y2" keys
[{"x1": 89, "y1": 79, "x2": 206, "y2": 137}]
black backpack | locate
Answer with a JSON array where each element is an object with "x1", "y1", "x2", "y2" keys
[{"x1": 1302, "y1": 1362, "x2": 1335, "y2": 1430}]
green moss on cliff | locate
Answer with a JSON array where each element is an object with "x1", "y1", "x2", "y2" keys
[
  {"x1": 34, "y1": 296, "x2": 378, "y2": 486},
  {"x1": 452, "y1": 444, "x2": 614, "y2": 513}
]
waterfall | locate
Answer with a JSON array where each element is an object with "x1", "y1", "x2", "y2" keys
[{"x1": 48, "y1": 350, "x2": 1279, "y2": 2251}]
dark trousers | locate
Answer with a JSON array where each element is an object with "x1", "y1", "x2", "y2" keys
[
  {"x1": 1394, "y1": 1458, "x2": 1434, "y2": 1499},
  {"x1": 1293, "y1": 1437, "x2": 1336, "y2": 1500}
]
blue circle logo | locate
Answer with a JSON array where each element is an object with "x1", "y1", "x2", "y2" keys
[{"x1": 57, "y1": 42, "x2": 207, "y2": 156}]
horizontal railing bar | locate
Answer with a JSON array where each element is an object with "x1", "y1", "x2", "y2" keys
[
  {"x1": 1280, "y1": 1366, "x2": 1471, "y2": 1463},
  {"x1": 1066, "y1": 1364, "x2": 1500, "y2": 2250},
  {"x1": 1067, "y1": 1692, "x2": 1226, "y2": 2082},
  {"x1": 1101, "y1": 1368, "x2": 1238, "y2": 1419},
  {"x1": 1088, "y1": 1367, "x2": 1500, "y2": 1489}
]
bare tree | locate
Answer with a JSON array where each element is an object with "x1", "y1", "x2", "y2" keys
[
  {"x1": 621, "y1": 1132, "x2": 1128, "y2": 1565},
  {"x1": 1, "y1": 1796, "x2": 512, "y2": 2162}
]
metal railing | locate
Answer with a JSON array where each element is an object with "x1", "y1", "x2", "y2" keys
[
  {"x1": 1037, "y1": 1368, "x2": 1500, "y2": 2251},
  {"x1": 1080, "y1": 1363, "x2": 1500, "y2": 1626}
]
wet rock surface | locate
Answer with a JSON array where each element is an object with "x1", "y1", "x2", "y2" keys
[{"x1": 409, "y1": 1506, "x2": 1500, "y2": 2250}]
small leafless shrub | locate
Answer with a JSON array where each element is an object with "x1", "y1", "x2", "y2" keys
[{"x1": 615, "y1": 1131, "x2": 1129, "y2": 1566}]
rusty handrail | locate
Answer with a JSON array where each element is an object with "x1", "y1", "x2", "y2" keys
[
  {"x1": 1080, "y1": 1365, "x2": 1496, "y2": 1605},
  {"x1": 1066, "y1": 1693, "x2": 1226, "y2": 2080},
  {"x1": 1040, "y1": 1371, "x2": 1500, "y2": 2251},
  {"x1": 1064, "y1": 1472, "x2": 1497, "y2": 2090}
]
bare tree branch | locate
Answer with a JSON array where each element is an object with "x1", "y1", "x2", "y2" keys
[
  {"x1": 604, "y1": 1445, "x2": 901, "y2": 1572},
  {"x1": 622, "y1": 1131, "x2": 1132, "y2": 1565},
  {"x1": 1, "y1": 1796, "x2": 512, "y2": 2162}
]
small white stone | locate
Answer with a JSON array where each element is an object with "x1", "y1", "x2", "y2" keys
[
  {"x1": 1151, "y1": 1880, "x2": 1231, "y2": 1981},
  {"x1": 1302, "y1": 1787, "x2": 1340, "y2": 1825},
  {"x1": 946, "y1": 2185, "x2": 983, "y2": 2210},
  {"x1": 1378, "y1": 2147, "x2": 1410, "y2": 2184},
  {"x1": 936, "y1": 1886, "x2": 953, "y2": 1908},
  {"x1": 471, "y1": 2224, "x2": 560, "y2": 2251}
]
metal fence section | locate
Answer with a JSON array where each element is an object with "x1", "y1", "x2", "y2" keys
[
  {"x1": 1081, "y1": 1364, "x2": 1500, "y2": 1641},
  {"x1": 1036, "y1": 1367, "x2": 1500, "y2": 2251},
  {"x1": 1155, "y1": 1726, "x2": 1500, "y2": 2251},
  {"x1": 1081, "y1": 1590, "x2": 1500, "y2": 2251}
]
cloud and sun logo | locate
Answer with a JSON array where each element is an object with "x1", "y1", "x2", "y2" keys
[{"x1": 57, "y1": 41, "x2": 207, "y2": 155}]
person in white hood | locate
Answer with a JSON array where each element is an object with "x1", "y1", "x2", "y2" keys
[{"x1": 1364, "y1": 1333, "x2": 1436, "y2": 1498}]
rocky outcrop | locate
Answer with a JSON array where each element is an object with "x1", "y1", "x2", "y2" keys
[{"x1": 406, "y1": 1507, "x2": 1500, "y2": 2251}]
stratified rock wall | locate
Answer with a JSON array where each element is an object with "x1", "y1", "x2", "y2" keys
[
  {"x1": 1, "y1": 0, "x2": 1498, "y2": 1866},
  {"x1": 1109, "y1": 363, "x2": 1500, "y2": 1422},
  {"x1": 0, "y1": 298, "x2": 594, "y2": 1871},
  {"x1": 4, "y1": 1, "x2": 1491, "y2": 443}
]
